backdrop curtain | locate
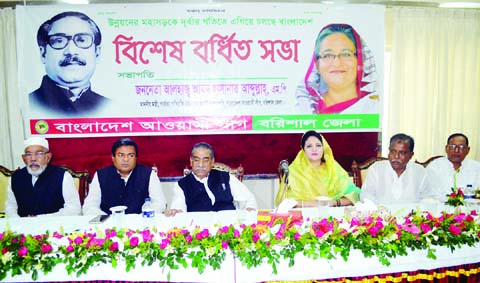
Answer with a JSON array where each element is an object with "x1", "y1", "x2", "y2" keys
[
  {"x1": 0, "y1": 7, "x2": 24, "y2": 169},
  {"x1": 385, "y1": 7, "x2": 480, "y2": 162}
]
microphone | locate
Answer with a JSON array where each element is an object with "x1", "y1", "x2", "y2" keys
[
  {"x1": 272, "y1": 159, "x2": 290, "y2": 224},
  {"x1": 280, "y1": 160, "x2": 289, "y2": 173},
  {"x1": 279, "y1": 160, "x2": 289, "y2": 183}
]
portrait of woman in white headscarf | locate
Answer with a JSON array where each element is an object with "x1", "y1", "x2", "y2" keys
[{"x1": 296, "y1": 23, "x2": 379, "y2": 114}]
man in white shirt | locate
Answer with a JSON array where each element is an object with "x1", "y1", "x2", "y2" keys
[
  {"x1": 82, "y1": 138, "x2": 166, "y2": 215},
  {"x1": 165, "y1": 142, "x2": 257, "y2": 216},
  {"x1": 5, "y1": 137, "x2": 81, "y2": 217},
  {"x1": 424, "y1": 133, "x2": 480, "y2": 202},
  {"x1": 361, "y1": 133, "x2": 426, "y2": 204}
]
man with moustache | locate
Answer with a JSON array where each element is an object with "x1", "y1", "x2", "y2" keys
[
  {"x1": 5, "y1": 137, "x2": 81, "y2": 217},
  {"x1": 82, "y1": 138, "x2": 167, "y2": 215},
  {"x1": 164, "y1": 142, "x2": 257, "y2": 217},
  {"x1": 360, "y1": 133, "x2": 427, "y2": 204},
  {"x1": 424, "y1": 133, "x2": 480, "y2": 202},
  {"x1": 29, "y1": 11, "x2": 108, "y2": 116}
]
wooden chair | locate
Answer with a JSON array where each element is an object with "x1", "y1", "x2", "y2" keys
[
  {"x1": 415, "y1": 155, "x2": 443, "y2": 168},
  {"x1": 351, "y1": 155, "x2": 443, "y2": 188},
  {"x1": 183, "y1": 162, "x2": 245, "y2": 182},
  {"x1": 59, "y1": 166, "x2": 90, "y2": 205},
  {"x1": 351, "y1": 157, "x2": 388, "y2": 188},
  {"x1": 0, "y1": 165, "x2": 16, "y2": 213}
]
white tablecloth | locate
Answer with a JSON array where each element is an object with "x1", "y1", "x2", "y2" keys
[{"x1": 2, "y1": 205, "x2": 479, "y2": 283}]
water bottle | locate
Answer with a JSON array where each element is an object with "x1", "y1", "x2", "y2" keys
[
  {"x1": 464, "y1": 184, "x2": 475, "y2": 200},
  {"x1": 142, "y1": 198, "x2": 155, "y2": 218}
]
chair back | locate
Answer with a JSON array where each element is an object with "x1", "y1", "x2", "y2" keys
[
  {"x1": 184, "y1": 162, "x2": 244, "y2": 182},
  {"x1": 415, "y1": 155, "x2": 443, "y2": 168},
  {"x1": 351, "y1": 157, "x2": 388, "y2": 188},
  {"x1": 59, "y1": 166, "x2": 90, "y2": 205},
  {"x1": 0, "y1": 165, "x2": 15, "y2": 213}
]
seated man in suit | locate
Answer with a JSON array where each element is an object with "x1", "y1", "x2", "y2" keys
[
  {"x1": 5, "y1": 137, "x2": 81, "y2": 217},
  {"x1": 165, "y1": 142, "x2": 257, "y2": 217},
  {"x1": 83, "y1": 138, "x2": 166, "y2": 215},
  {"x1": 360, "y1": 133, "x2": 427, "y2": 204},
  {"x1": 423, "y1": 133, "x2": 480, "y2": 202}
]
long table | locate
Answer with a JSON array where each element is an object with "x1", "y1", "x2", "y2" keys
[{"x1": 1, "y1": 204, "x2": 480, "y2": 283}]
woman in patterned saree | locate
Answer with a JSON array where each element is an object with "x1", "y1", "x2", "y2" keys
[{"x1": 276, "y1": 130, "x2": 359, "y2": 207}]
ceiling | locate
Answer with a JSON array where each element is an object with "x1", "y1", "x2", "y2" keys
[{"x1": 1, "y1": 0, "x2": 479, "y2": 8}]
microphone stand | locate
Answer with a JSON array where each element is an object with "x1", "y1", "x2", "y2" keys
[{"x1": 270, "y1": 169, "x2": 288, "y2": 226}]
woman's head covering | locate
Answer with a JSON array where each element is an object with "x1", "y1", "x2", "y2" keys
[
  {"x1": 301, "y1": 130, "x2": 323, "y2": 150},
  {"x1": 299, "y1": 23, "x2": 377, "y2": 114},
  {"x1": 275, "y1": 132, "x2": 359, "y2": 204},
  {"x1": 299, "y1": 131, "x2": 335, "y2": 169}
]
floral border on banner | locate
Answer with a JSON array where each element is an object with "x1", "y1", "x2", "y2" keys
[{"x1": 1, "y1": 210, "x2": 479, "y2": 281}]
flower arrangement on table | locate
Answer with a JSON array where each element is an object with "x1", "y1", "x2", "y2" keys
[
  {"x1": 446, "y1": 168, "x2": 466, "y2": 207},
  {"x1": 1, "y1": 209, "x2": 479, "y2": 281},
  {"x1": 446, "y1": 187, "x2": 465, "y2": 207}
]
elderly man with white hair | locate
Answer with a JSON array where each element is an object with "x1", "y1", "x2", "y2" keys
[{"x1": 5, "y1": 137, "x2": 81, "y2": 217}]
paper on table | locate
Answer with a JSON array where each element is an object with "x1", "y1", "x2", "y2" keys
[
  {"x1": 276, "y1": 198, "x2": 298, "y2": 213},
  {"x1": 354, "y1": 198, "x2": 378, "y2": 212}
]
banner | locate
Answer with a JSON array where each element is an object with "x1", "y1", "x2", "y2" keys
[{"x1": 16, "y1": 3, "x2": 384, "y2": 137}]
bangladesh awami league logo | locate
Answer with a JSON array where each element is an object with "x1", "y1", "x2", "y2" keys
[{"x1": 34, "y1": 120, "x2": 49, "y2": 134}]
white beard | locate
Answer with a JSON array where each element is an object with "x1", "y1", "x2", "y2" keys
[{"x1": 27, "y1": 165, "x2": 46, "y2": 177}]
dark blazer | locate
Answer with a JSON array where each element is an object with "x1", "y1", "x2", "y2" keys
[
  {"x1": 29, "y1": 75, "x2": 109, "y2": 116},
  {"x1": 178, "y1": 169, "x2": 235, "y2": 212}
]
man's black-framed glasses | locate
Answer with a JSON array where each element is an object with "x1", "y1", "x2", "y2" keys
[
  {"x1": 447, "y1": 144, "x2": 467, "y2": 152},
  {"x1": 23, "y1": 151, "x2": 49, "y2": 159},
  {"x1": 47, "y1": 33, "x2": 94, "y2": 50}
]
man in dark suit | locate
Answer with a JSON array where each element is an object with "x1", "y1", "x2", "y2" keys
[
  {"x1": 29, "y1": 11, "x2": 108, "y2": 116},
  {"x1": 82, "y1": 138, "x2": 166, "y2": 215},
  {"x1": 5, "y1": 137, "x2": 81, "y2": 217},
  {"x1": 164, "y1": 142, "x2": 257, "y2": 216}
]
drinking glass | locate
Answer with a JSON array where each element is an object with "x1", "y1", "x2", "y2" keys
[
  {"x1": 110, "y1": 205, "x2": 127, "y2": 227},
  {"x1": 233, "y1": 200, "x2": 247, "y2": 221},
  {"x1": 316, "y1": 196, "x2": 332, "y2": 217}
]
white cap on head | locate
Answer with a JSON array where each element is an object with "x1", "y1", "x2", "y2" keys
[{"x1": 24, "y1": 137, "x2": 49, "y2": 151}]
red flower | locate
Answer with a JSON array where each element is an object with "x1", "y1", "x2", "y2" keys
[
  {"x1": 129, "y1": 236, "x2": 139, "y2": 247},
  {"x1": 105, "y1": 229, "x2": 117, "y2": 239},
  {"x1": 252, "y1": 232, "x2": 260, "y2": 243},
  {"x1": 159, "y1": 238, "x2": 170, "y2": 249},
  {"x1": 449, "y1": 224, "x2": 461, "y2": 235},
  {"x1": 18, "y1": 246, "x2": 28, "y2": 257},
  {"x1": 402, "y1": 223, "x2": 420, "y2": 234},
  {"x1": 195, "y1": 229, "x2": 210, "y2": 240},
  {"x1": 109, "y1": 242, "x2": 119, "y2": 252},
  {"x1": 53, "y1": 231, "x2": 63, "y2": 239},
  {"x1": 73, "y1": 236, "x2": 83, "y2": 245},
  {"x1": 141, "y1": 230, "x2": 154, "y2": 243},
  {"x1": 294, "y1": 233, "x2": 301, "y2": 241},
  {"x1": 41, "y1": 244, "x2": 52, "y2": 253},
  {"x1": 420, "y1": 223, "x2": 432, "y2": 233},
  {"x1": 221, "y1": 241, "x2": 229, "y2": 249}
]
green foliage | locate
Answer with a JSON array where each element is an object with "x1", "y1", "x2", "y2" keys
[{"x1": 0, "y1": 209, "x2": 479, "y2": 281}]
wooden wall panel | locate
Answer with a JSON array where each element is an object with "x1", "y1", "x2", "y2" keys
[{"x1": 48, "y1": 132, "x2": 379, "y2": 178}]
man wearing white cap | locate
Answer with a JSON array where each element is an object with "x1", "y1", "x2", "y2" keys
[{"x1": 5, "y1": 137, "x2": 81, "y2": 217}]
